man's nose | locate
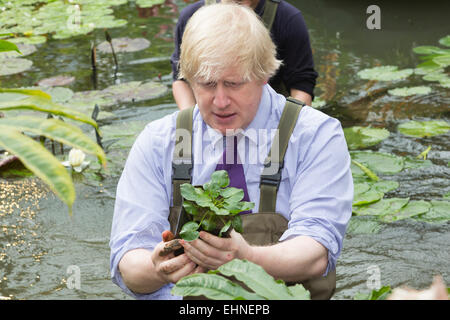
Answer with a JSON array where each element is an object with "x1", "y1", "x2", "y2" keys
[{"x1": 213, "y1": 84, "x2": 230, "y2": 108}]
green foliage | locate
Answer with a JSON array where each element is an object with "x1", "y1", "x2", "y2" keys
[
  {"x1": 387, "y1": 86, "x2": 432, "y2": 97},
  {"x1": 0, "y1": 35, "x2": 105, "y2": 213},
  {"x1": 344, "y1": 126, "x2": 390, "y2": 150},
  {"x1": 357, "y1": 65, "x2": 413, "y2": 81},
  {"x1": 172, "y1": 259, "x2": 311, "y2": 300},
  {"x1": 180, "y1": 170, "x2": 254, "y2": 241},
  {"x1": 398, "y1": 120, "x2": 450, "y2": 138}
]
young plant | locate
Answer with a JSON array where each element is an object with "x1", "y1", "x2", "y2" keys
[{"x1": 179, "y1": 170, "x2": 254, "y2": 241}]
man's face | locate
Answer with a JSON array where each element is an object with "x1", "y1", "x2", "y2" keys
[{"x1": 191, "y1": 66, "x2": 265, "y2": 135}]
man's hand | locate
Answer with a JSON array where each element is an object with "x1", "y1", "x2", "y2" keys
[
  {"x1": 180, "y1": 229, "x2": 252, "y2": 270},
  {"x1": 151, "y1": 238, "x2": 205, "y2": 284}
]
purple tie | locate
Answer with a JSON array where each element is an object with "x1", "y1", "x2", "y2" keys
[{"x1": 215, "y1": 136, "x2": 252, "y2": 214}]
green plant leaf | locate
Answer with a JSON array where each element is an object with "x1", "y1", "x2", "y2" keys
[
  {"x1": 180, "y1": 221, "x2": 200, "y2": 241},
  {"x1": 286, "y1": 284, "x2": 311, "y2": 300},
  {"x1": 171, "y1": 273, "x2": 264, "y2": 300},
  {"x1": 398, "y1": 120, "x2": 450, "y2": 138},
  {"x1": 201, "y1": 216, "x2": 217, "y2": 232},
  {"x1": 344, "y1": 126, "x2": 390, "y2": 150},
  {"x1": 387, "y1": 86, "x2": 431, "y2": 97},
  {"x1": 347, "y1": 217, "x2": 382, "y2": 234},
  {"x1": 216, "y1": 259, "x2": 299, "y2": 300},
  {"x1": 357, "y1": 66, "x2": 413, "y2": 81},
  {"x1": 0, "y1": 96, "x2": 99, "y2": 130},
  {"x1": 0, "y1": 87, "x2": 51, "y2": 99},
  {"x1": 210, "y1": 170, "x2": 230, "y2": 188},
  {"x1": 0, "y1": 128, "x2": 75, "y2": 211},
  {"x1": 413, "y1": 200, "x2": 450, "y2": 224},
  {"x1": 219, "y1": 220, "x2": 232, "y2": 237},
  {"x1": 182, "y1": 200, "x2": 199, "y2": 216},
  {"x1": 372, "y1": 180, "x2": 399, "y2": 193},
  {"x1": 221, "y1": 187, "x2": 244, "y2": 203},
  {"x1": 412, "y1": 46, "x2": 450, "y2": 55},
  {"x1": 351, "y1": 151, "x2": 405, "y2": 175},
  {"x1": 380, "y1": 200, "x2": 431, "y2": 223},
  {"x1": 351, "y1": 160, "x2": 379, "y2": 182},
  {"x1": 0, "y1": 116, "x2": 106, "y2": 166},
  {"x1": 353, "y1": 198, "x2": 409, "y2": 217},
  {"x1": 0, "y1": 39, "x2": 21, "y2": 53},
  {"x1": 231, "y1": 215, "x2": 243, "y2": 233}
]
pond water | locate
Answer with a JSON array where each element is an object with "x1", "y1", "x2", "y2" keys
[{"x1": 0, "y1": 0, "x2": 449, "y2": 300}]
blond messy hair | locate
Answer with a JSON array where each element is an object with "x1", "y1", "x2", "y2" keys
[{"x1": 178, "y1": 3, "x2": 281, "y2": 83}]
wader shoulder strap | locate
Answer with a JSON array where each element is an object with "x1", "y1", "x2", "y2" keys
[
  {"x1": 258, "y1": 97, "x2": 305, "y2": 212},
  {"x1": 261, "y1": 0, "x2": 280, "y2": 31},
  {"x1": 172, "y1": 107, "x2": 194, "y2": 206}
]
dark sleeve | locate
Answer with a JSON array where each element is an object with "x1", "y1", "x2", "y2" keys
[
  {"x1": 170, "y1": 14, "x2": 186, "y2": 81},
  {"x1": 274, "y1": 8, "x2": 318, "y2": 97},
  {"x1": 170, "y1": 1, "x2": 204, "y2": 82}
]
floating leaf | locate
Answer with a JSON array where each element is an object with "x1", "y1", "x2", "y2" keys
[
  {"x1": 413, "y1": 200, "x2": 450, "y2": 224},
  {"x1": 357, "y1": 66, "x2": 413, "y2": 81},
  {"x1": 388, "y1": 86, "x2": 431, "y2": 97},
  {"x1": 37, "y1": 75, "x2": 75, "y2": 87},
  {"x1": 380, "y1": 200, "x2": 431, "y2": 223},
  {"x1": 0, "y1": 58, "x2": 32, "y2": 76},
  {"x1": 398, "y1": 120, "x2": 450, "y2": 138},
  {"x1": 311, "y1": 97, "x2": 326, "y2": 109},
  {"x1": 97, "y1": 37, "x2": 150, "y2": 53},
  {"x1": 412, "y1": 46, "x2": 450, "y2": 55},
  {"x1": 136, "y1": 0, "x2": 166, "y2": 8},
  {"x1": 351, "y1": 151, "x2": 404, "y2": 175},
  {"x1": 353, "y1": 198, "x2": 409, "y2": 217},
  {"x1": 344, "y1": 126, "x2": 390, "y2": 150},
  {"x1": 372, "y1": 180, "x2": 399, "y2": 193},
  {"x1": 347, "y1": 217, "x2": 382, "y2": 234},
  {"x1": 0, "y1": 39, "x2": 20, "y2": 53}
]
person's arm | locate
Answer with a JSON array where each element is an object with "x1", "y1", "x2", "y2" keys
[
  {"x1": 118, "y1": 244, "x2": 202, "y2": 294},
  {"x1": 290, "y1": 88, "x2": 312, "y2": 106},
  {"x1": 172, "y1": 79, "x2": 196, "y2": 110}
]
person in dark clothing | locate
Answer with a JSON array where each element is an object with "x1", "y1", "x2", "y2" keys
[{"x1": 170, "y1": 0, "x2": 318, "y2": 110}]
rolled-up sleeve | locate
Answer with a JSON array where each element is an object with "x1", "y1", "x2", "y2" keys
[
  {"x1": 279, "y1": 108, "x2": 353, "y2": 275},
  {"x1": 109, "y1": 116, "x2": 181, "y2": 299}
]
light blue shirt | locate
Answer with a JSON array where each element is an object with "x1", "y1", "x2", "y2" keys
[{"x1": 109, "y1": 84, "x2": 353, "y2": 299}]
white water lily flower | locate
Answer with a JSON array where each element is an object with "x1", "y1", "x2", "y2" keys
[{"x1": 62, "y1": 148, "x2": 90, "y2": 172}]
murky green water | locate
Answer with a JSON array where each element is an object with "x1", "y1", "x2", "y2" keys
[{"x1": 0, "y1": 0, "x2": 449, "y2": 299}]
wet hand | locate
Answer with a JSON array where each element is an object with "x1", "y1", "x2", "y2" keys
[{"x1": 180, "y1": 229, "x2": 252, "y2": 270}]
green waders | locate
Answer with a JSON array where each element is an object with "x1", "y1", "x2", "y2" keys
[{"x1": 169, "y1": 98, "x2": 336, "y2": 300}]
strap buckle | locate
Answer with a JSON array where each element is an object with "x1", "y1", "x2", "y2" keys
[
  {"x1": 260, "y1": 160, "x2": 284, "y2": 190},
  {"x1": 172, "y1": 161, "x2": 192, "y2": 181}
]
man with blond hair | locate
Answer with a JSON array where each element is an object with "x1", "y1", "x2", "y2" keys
[
  {"x1": 110, "y1": 3, "x2": 352, "y2": 300},
  {"x1": 171, "y1": 0, "x2": 318, "y2": 110}
]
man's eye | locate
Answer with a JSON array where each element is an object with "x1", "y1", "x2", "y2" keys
[
  {"x1": 202, "y1": 82, "x2": 216, "y2": 88},
  {"x1": 224, "y1": 81, "x2": 241, "y2": 88}
]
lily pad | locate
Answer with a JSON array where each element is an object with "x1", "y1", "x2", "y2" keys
[
  {"x1": 347, "y1": 217, "x2": 381, "y2": 234},
  {"x1": 353, "y1": 185, "x2": 383, "y2": 206},
  {"x1": 7, "y1": 36, "x2": 48, "y2": 45},
  {"x1": 344, "y1": 126, "x2": 390, "y2": 150},
  {"x1": 38, "y1": 75, "x2": 75, "y2": 87},
  {"x1": 387, "y1": 86, "x2": 431, "y2": 97},
  {"x1": 97, "y1": 37, "x2": 151, "y2": 53},
  {"x1": 413, "y1": 200, "x2": 450, "y2": 224},
  {"x1": 353, "y1": 198, "x2": 409, "y2": 217},
  {"x1": 398, "y1": 120, "x2": 450, "y2": 138},
  {"x1": 380, "y1": 200, "x2": 431, "y2": 223},
  {"x1": 0, "y1": 58, "x2": 33, "y2": 76},
  {"x1": 357, "y1": 66, "x2": 413, "y2": 81},
  {"x1": 350, "y1": 151, "x2": 404, "y2": 175},
  {"x1": 101, "y1": 120, "x2": 148, "y2": 149}
]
